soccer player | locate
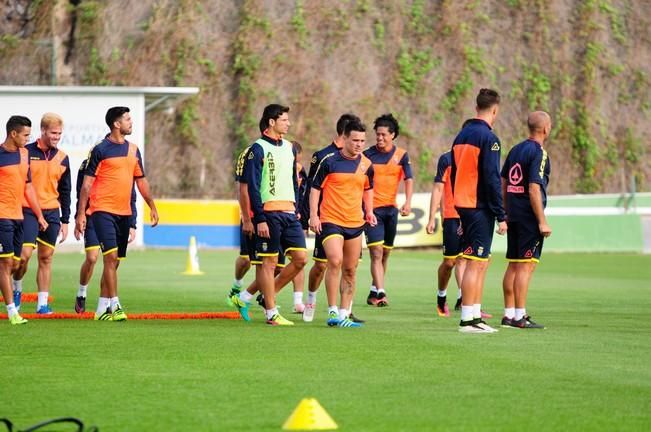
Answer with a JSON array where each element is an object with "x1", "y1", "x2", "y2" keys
[
  {"x1": 426, "y1": 151, "x2": 466, "y2": 317},
  {"x1": 309, "y1": 119, "x2": 376, "y2": 328},
  {"x1": 11, "y1": 113, "x2": 71, "y2": 314},
  {"x1": 74, "y1": 156, "x2": 137, "y2": 313},
  {"x1": 0, "y1": 116, "x2": 47, "y2": 325},
  {"x1": 363, "y1": 113, "x2": 413, "y2": 307},
  {"x1": 451, "y1": 88, "x2": 507, "y2": 334},
  {"x1": 500, "y1": 111, "x2": 552, "y2": 329},
  {"x1": 236, "y1": 104, "x2": 307, "y2": 326},
  {"x1": 74, "y1": 106, "x2": 159, "y2": 321},
  {"x1": 299, "y1": 113, "x2": 362, "y2": 323}
]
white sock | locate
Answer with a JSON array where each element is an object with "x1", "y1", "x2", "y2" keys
[
  {"x1": 348, "y1": 301, "x2": 353, "y2": 315},
  {"x1": 266, "y1": 307, "x2": 278, "y2": 320},
  {"x1": 457, "y1": 290, "x2": 462, "y2": 299},
  {"x1": 307, "y1": 291, "x2": 317, "y2": 305},
  {"x1": 504, "y1": 307, "x2": 515, "y2": 319},
  {"x1": 240, "y1": 290, "x2": 254, "y2": 303},
  {"x1": 97, "y1": 297, "x2": 110, "y2": 315},
  {"x1": 378, "y1": 288, "x2": 385, "y2": 294},
  {"x1": 293, "y1": 291, "x2": 303, "y2": 305},
  {"x1": 233, "y1": 278, "x2": 243, "y2": 288},
  {"x1": 438, "y1": 289, "x2": 447, "y2": 297},
  {"x1": 338, "y1": 308, "x2": 348, "y2": 320},
  {"x1": 6, "y1": 303, "x2": 18, "y2": 318},
  {"x1": 77, "y1": 284, "x2": 88, "y2": 298},
  {"x1": 473, "y1": 304, "x2": 481, "y2": 319},
  {"x1": 370, "y1": 285, "x2": 378, "y2": 293},
  {"x1": 460, "y1": 305, "x2": 474, "y2": 322},
  {"x1": 37, "y1": 292, "x2": 49, "y2": 307},
  {"x1": 12, "y1": 279, "x2": 22, "y2": 292},
  {"x1": 110, "y1": 297, "x2": 121, "y2": 312},
  {"x1": 515, "y1": 308, "x2": 526, "y2": 320},
  {"x1": 328, "y1": 305, "x2": 338, "y2": 315}
]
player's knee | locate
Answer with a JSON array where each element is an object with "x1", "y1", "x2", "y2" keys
[
  {"x1": 369, "y1": 247, "x2": 383, "y2": 260},
  {"x1": 327, "y1": 256, "x2": 343, "y2": 269},
  {"x1": 342, "y1": 266, "x2": 356, "y2": 281},
  {"x1": 291, "y1": 254, "x2": 307, "y2": 269},
  {"x1": 441, "y1": 258, "x2": 456, "y2": 270}
]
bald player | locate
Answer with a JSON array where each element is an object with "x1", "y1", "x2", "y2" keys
[{"x1": 500, "y1": 111, "x2": 552, "y2": 329}]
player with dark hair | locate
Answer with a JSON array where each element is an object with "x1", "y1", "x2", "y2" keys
[
  {"x1": 300, "y1": 113, "x2": 363, "y2": 323},
  {"x1": 309, "y1": 119, "x2": 376, "y2": 328},
  {"x1": 451, "y1": 89, "x2": 506, "y2": 333},
  {"x1": 231, "y1": 104, "x2": 307, "y2": 326},
  {"x1": 363, "y1": 113, "x2": 413, "y2": 307},
  {"x1": 73, "y1": 152, "x2": 137, "y2": 314},
  {"x1": 500, "y1": 111, "x2": 552, "y2": 329},
  {"x1": 75, "y1": 106, "x2": 159, "y2": 321},
  {"x1": 12, "y1": 113, "x2": 71, "y2": 315},
  {"x1": 1, "y1": 116, "x2": 47, "y2": 325}
]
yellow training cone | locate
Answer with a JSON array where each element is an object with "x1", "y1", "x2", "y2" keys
[
  {"x1": 182, "y1": 236, "x2": 204, "y2": 275},
  {"x1": 282, "y1": 398, "x2": 338, "y2": 431}
]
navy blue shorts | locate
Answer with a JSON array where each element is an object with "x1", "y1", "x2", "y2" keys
[
  {"x1": 442, "y1": 218, "x2": 464, "y2": 258},
  {"x1": 239, "y1": 222, "x2": 256, "y2": 257},
  {"x1": 365, "y1": 206, "x2": 399, "y2": 248},
  {"x1": 255, "y1": 212, "x2": 306, "y2": 259},
  {"x1": 23, "y1": 208, "x2": 61, "y2": 250},
  {"x1": 457, "y1": 208, "x2": 495, "y2": 261},
  {"x1": 506, "y1": 220, "x2": 544, "y2": 262},
  {"x1": 0, "y1": 218, "x2": 23, "y2": 260},
  {"x1": 90, "y1": 211, "x2": 131, "y2": 259},
  {"x1": 84, "y1": 215, "x2": 100, "y2": 250},
  {"x1": 317, "y1": 222, "x2": 364, "y2": 248}
]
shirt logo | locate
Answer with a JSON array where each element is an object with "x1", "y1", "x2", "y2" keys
[
  {"x1": 266, "y1": 151, "x2": 276, "y2": 195},
  {"x1": 491, "y1": 142, "x2": 500, "y2": 151},
  {"x1": 248, "y1": 152, "x2": 254, "y2": 160},
  {"x1": 507, "y1": 163, "x2": 525, "y2": 193}
]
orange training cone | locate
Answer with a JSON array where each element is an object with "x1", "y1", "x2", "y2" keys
[
  {"x1": 282, "y1": 398, "x2": 338, "y2": 431},
  {"x1": 182, "y1": 236, "x2": 204, "y2": 275}
]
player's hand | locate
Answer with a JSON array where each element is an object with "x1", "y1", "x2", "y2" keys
[
  {"x1": 496, "y1": 221, "x2": 507, "y2": 235},
  {"x1": 242, "y1": 220, "x2": 254, "y2": 237},
  {"x1": 257, "y1": 222, "x2": 270, "y2": 238},
  {"x1": 59, "y1": 223, "x2": 69, "y2": 243},
  {"x1": 128, "y1": 228, "x2": 137, "y2": 243},
  {"x1": 399, "y1": 202, "x2": 411, "y2": 216},
  {"x1": 37, "y1": 216, "x2": 48, "y2": 232},
  {"x1": 366, "y1": 212, "x2": 377, "y2": 227},
  {"x1": 309, "y1": 215, "x2": 321, "y2": 235},
  {"x1": 426, "y1": 218, "x2": 439, "y2": 235},
  {"x1": 149, "y1": 207, "x2": 159, "y2": 227},
  {"x1": 74, "y1": 214, "x2": 86, "y2": 241},
  {"x1": 539, "y1": 222, "x2": 552, "y2": 238}
]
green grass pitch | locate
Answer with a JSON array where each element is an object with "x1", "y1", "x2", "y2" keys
[{"x1": 3, "y1": 249, "x2": 651, "y2": 431}]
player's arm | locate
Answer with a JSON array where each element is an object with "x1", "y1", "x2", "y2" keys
[
  {"x1": 364, "y1": 165, "x2": 377, "y2": 226},
  {"x1": 75, "y1": 175, "x2": 94, "y2": 240},
  {"x1": 399, "y1": 152, "x2": 414, "y2": 216},
  {"x1": 529, "y1": 148, "x2": 551, "y2": 237},
  {"x1": 482, "y1": 138, "x2": 506, "y2": 234},
  {"x1": 309, "y1": 157, "x2": 330, "y2": 234},
  {"x1": 245, "y1": 144, "x2": 269, "y2": 237},
  {"x1": 25, "y1": 181, "x2": 47, "y2": 232},
  {"x1": 132, "y1": 147, "x2": 158, "y2": 228},
  {"x1": 128, "y1": 183, "x2": 137, "y2": 243},
  {"x1": 57, "y1": 156, "x2": 72, "y2": 242},
  {"x1": 529, "y1": 183, "x2": 551, "y2": 237},
  {"x1": 135, "y1": 177, "x2": 158, "y2": 228},
  {"x1": 238, "y1": 182, "x2": 254, "y2": 236},
  {"x1": 426, "y1": 182, "x2": 443, "y2": 234}
]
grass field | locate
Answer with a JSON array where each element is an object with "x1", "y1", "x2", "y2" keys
[{"x1": 3, "y1": 249, "x2": 651, "y2": 431}]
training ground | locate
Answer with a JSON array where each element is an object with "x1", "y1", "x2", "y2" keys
[{"x1": 4, "y1": 249, "x2": 650, "y2": 431}]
